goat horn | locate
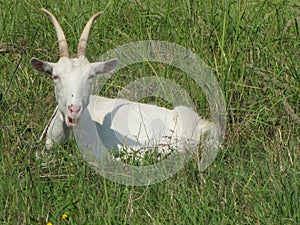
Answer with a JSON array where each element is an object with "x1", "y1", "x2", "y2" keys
[
  {"x1": 77, "y1": 12, "x2": 103, "y2": 57},
  {"x1": 41, "y1": 8, "x2": 70, "y2": 58}
]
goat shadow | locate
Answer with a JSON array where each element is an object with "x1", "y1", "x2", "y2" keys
[
  {"x1": 95, "y1": 109, "x2": 141, "y2": 150},
  {"x1": 78, "y1": 103, "x2": 142, "y2": 154}
]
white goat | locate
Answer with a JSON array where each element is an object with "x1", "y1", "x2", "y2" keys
[{"x1": 31, "y1": 9, "x2": 213, "y2": 158}]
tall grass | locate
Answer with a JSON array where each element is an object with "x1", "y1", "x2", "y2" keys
[{"x1": 0, "y1": 0, "x2": 299, "y2": 224}]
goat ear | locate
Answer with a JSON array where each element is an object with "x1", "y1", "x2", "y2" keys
[
  {"x1": 91, "y1": 58, "x2": 118, "y2": 75},
  {"x1": 30, "y1": 58, "x2": 53, "y2": 75}
]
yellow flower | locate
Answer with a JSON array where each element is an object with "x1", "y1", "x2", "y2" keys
[
  {"x1": 47, "y1": 223, "x2": 53, "y2": 225},
  {"x1": 62, "y1": 213, "x2": 68, "y2": 220}
]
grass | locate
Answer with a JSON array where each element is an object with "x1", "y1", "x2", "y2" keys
[{"x1": 0, "y1": 0, "x2": 299, "y2": 224}]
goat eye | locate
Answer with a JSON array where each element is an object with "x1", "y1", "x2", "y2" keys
[
  {"x1": 88, "y1": 75, "x2": 95, "y2": 80},
  {"x1": 53, "y1": 75, "x2": 60, "y2": 81}
]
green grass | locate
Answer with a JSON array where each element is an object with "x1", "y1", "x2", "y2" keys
[{"x1": 0, "y1": 0, "x2": 299, "y2": 224}]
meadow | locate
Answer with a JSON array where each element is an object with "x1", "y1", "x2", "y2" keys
[{"x1": 0, "y1": 0, "x2": 299, "y2": 224}]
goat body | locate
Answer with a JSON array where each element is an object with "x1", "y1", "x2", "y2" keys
[{"x1": 45, "y1": 95, "x2": 212, "y2": 154}]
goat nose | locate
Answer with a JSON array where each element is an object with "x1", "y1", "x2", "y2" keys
[{"x1": 68, "y1": 104, "x2": 81, "y2": 113}]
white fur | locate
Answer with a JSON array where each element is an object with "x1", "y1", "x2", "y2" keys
[{"x1": 31, "y1": 9, "x2": 214, "y2": 158}]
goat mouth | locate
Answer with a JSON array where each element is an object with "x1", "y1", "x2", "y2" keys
[{"x1": 66, "y1": 116, "x2": 78, "y2": 127}]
